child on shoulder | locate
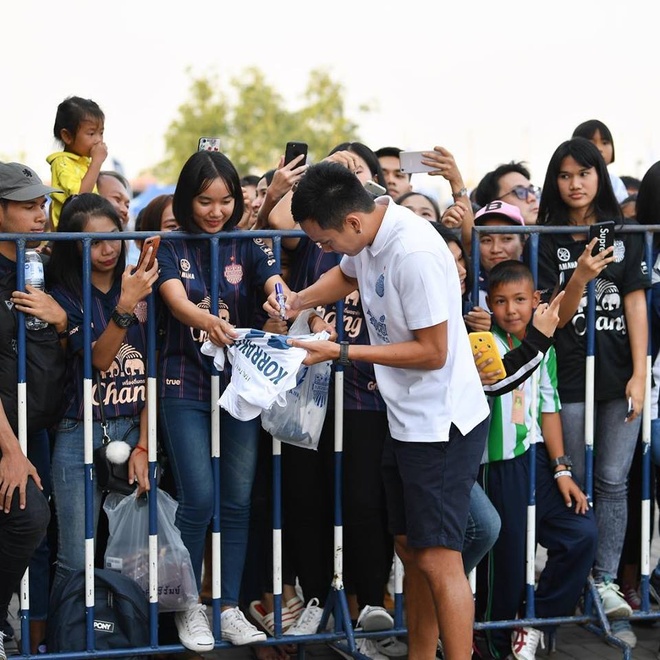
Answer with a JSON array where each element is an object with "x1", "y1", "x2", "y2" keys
[{"x1": 46, "y1": 96, "x2": 108, "y2": 229}]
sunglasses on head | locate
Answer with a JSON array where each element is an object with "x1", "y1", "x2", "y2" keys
[{"x1": 503, "y1": 184, "x2": 541, "y2": 201}]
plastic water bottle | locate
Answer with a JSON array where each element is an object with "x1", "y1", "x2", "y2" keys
[{"x1": 24, "y1": 250, "x2": 47, "y2": 330}]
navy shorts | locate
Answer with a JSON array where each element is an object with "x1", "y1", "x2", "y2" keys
[{"x1": 381, "y1": 418, "x2": 488, "y2": 550}]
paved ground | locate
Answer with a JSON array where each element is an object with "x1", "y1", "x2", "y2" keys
[
  {"x1": 6, "y1": 533, "x2": 660, "y2": 659},
  {"x1": 6, "y1": 596, "x2": 660, "y2": 660}
]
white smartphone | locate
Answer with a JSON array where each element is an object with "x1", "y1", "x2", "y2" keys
[
  {"x1": 198, "y1": 137, "x2": 222, "y2": 152},
  {"x1": 399, "y1": 150, "x2": 436, "y2": 174},
  {"x1": 364, "y1": 180, "x2": 387, "y2": 197}
]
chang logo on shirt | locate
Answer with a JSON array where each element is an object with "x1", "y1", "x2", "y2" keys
[
  {"x1": 95, "y1": 343, "x2": 146, "y2": 405},
  {"x1": 366, "y1": 309, "x2": 389, "y2": 343}
]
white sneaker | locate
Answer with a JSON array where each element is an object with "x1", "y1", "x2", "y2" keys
[
  {"x1": 287, "y1": 597, "x2": 324, "y2": 636},
  {"x1": 221, "y1": 606, "x2": 268, "y2": 645},
  {"x1": 610, "y1": 619, "x2": 637, "y2": 648},
  {"x1": 174, "y1": 603, "x2": 215, "y2": 652},
  {"x1": 596, "y1": 578, "x2": 633, "y2": 618},
  {"x1": 511, "y1": 627, "x2": 544, "y2": 660},
  {"x1": 356, "y1": 605, "x2": 393, "y2": 632},
  {"x1": 374, "y1": 636, "x2": 408, "y2": 657},
  {"x1": 0, "y1": 631, "x2": 6, "y2": 660}
]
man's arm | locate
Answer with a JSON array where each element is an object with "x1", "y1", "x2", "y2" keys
[
  {"x1": 289, "y1": 322, "x2": 447, "y2": 370},
  {"x1": 264, "y1": 264, "x2": 357, "y2": 319},
  {"x1": 0, "y1": 399, "x2": 42, "y2": 512}
]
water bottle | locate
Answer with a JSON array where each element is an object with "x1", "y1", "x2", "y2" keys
[{"x1": 24, "y1": 250, "x2": 48, "y2": 330}]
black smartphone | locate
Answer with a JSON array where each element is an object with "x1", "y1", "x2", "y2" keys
[
  {"x1": 588, "y1": 220, "x2": 615, "y2": 257},
  {"x1": 284, "y1": 141, "x2": 308, "y2": 167}
]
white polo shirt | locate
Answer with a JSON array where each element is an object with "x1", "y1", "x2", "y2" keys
[{"x1": 340, "y1": 198, "x2": 489, "y2": 442}]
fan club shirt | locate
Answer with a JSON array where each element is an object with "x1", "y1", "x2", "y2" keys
[
  {"x1": 52, "y1": 279, "x2": 148, "y2": 420},
  {"x1": 536, "y1": 222, "x2": 649, "y2": 403},
  {"x1": 156, "y1": 233, "x2": 279, "y2": 402}
]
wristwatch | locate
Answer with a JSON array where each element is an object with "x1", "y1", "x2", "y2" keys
[
  {"x1": 550, "y1": 455, "x2": 573, "y2": 470},
  {"x1": 337, "y1": 340, "x2": 351, "y2": 366},
  {"x1": 452, "y1": 187, "x2": 468, "y2": 199},
  {"x1": 111, "y1": 308, "x2": 138, "y2": 329}
]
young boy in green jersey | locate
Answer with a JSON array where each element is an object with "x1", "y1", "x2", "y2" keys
[{"x1": 475, "y1": 260, "x2": 598, "y2": 660}]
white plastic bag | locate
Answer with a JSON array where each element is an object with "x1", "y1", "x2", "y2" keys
[
  {"x1": 261, "y1": 310, "x2": 332, "y2": 450},
  {"x1": 103, "y1": 488, "x2": 198, "y2": 612}
]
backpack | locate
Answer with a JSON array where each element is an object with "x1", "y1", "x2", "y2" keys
[
  {"x1": 47, "y1": 568, "x2": 150, "y2": 657},
  {"x1": 0, "y1": 268, "x2": 66, "y2": 434}
]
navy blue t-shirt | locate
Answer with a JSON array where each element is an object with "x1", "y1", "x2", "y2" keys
[
  {"x1": 156, "y1": 232, "x2": 279, "y2": 402},
  {"x1": 51, "y1": 279, "x2": 149, "y2": 420}
]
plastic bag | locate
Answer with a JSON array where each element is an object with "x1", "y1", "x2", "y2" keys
[
  {"x1": 103, "y1": 488, "x2": 198, "y2": 612},
  {"x1": 261, "y1": 310, "x2": 332, "y2": 450}
]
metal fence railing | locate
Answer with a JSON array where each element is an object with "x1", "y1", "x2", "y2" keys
[{"x1": 5, "y1": 223, "x2": 660, "y2": 660}]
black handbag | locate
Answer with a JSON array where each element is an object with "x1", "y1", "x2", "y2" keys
[{"x1": 93, "y1": 373, "x2": 160, "y2": 495}]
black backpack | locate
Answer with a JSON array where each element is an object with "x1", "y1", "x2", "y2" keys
[
  {"x1": 0, "y1": 269, "x2": 66, "y2": 434},
  {"x1": 47, "y1": 568, "x2": 150, "y2": 657}
]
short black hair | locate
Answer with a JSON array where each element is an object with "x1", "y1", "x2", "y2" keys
[
  {"x1": 620, "y1": 175, "x2": 641, "y2": 192},
  {"x1": 487, "y1": 259, "x2": 535, "y2": 295},
  {"x1": 240, "y1": 174, "x2": 260, "y2": 187},
  {"x1": 473, "y1": 161, "x2": 532, "y2": 208},
  {"x1": 291, "y1": 161, "x2": 374, "y2": 230},
  {"x1": 374, "y1": 146, "x2": 403, "y2": 159}
]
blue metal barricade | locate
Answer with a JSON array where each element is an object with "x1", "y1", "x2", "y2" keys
[{"x1": 4, "y1": 222, "x2": 660, "y2": 660}]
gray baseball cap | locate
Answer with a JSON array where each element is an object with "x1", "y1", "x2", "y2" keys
[{"x1": 0, "y1": 162, "x2": 62, "y2": 201}]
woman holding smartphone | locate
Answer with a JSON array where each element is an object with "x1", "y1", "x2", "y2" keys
[
  {"x1": 535, "y1": 137, "x2": 649, "y2": 647},
  {"x1": 156, "y1": 150, "x2": 288, "y2": 646}
]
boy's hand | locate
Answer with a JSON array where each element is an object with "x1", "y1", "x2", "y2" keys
[
  {"x1": 555, "y1": 473, "x2": 589, "y2": 514},
  {"x1": 532, "y1": 291, "x2": 565, "y2": 337}
]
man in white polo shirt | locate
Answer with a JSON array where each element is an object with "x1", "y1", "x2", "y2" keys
[{"x1": 264, "y1": 161, "x2": 489, "y2": 660}]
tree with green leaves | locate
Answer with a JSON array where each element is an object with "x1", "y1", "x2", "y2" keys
[{"x1": 153, "y1": 66, "x2": 369, "y2": 183}]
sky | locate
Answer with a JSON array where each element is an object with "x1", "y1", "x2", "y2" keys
[{"x1": 3, "y1": 0, "x2": 658, "y2": 206}]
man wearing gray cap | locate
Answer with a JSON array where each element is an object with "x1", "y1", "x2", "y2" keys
[{"x1": 0, "y1": 162, "x2": 66, "y2": 658}]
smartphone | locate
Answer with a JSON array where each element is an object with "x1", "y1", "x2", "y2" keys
[
  {"x1": 198, "y1": 137, "x2": 222, "y2": 152},
  {"x1": 468, "y1": 331, "x2": 507, "y2": 379},
  {"x1": 136, "y1": 235, "x2": 161, "y2": 270},
  {"x1": 625, "y1": 396, "x2": 634, "y2": 421},
  {"x1": 284, "y1": 141, "x2": 308, "y2": 167},
  {"x1": 399, "y1": 150, "x2": 436, "y2": 174},
  {"x1": 364, "y1": 180, "x2": 387, "y2": 197},
  {"x1": 588, "y1": 220, "x2": 615, "y2": 257}
]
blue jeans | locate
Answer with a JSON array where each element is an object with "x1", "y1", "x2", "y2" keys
[
  {"x1": 463, "y1": 482, "x2": 501, "y2": 575},
  {"x1": 51, "y1": 415, "x2": 140, "y2": 594},
  {"x1": 560, "y1": 399, "x2": 641, "y2": 579},
  {"x1": 159, "y1": 398, "x2": 260, "y2": 607}
]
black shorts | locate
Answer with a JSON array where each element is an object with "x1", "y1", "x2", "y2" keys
[{"x1": 381, "y1": 418, "x2": 488, "y2": 550}]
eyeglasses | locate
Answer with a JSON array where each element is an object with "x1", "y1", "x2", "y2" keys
[{"x1": 502, "y1": 184, "x2": 541, "y2": 201}]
